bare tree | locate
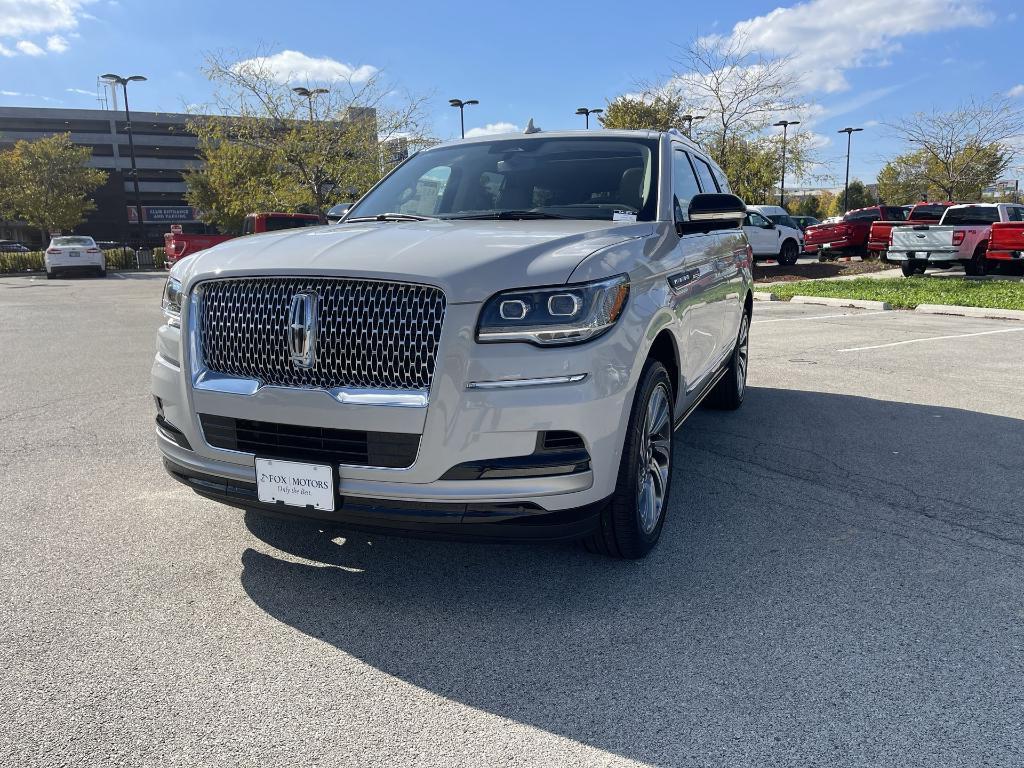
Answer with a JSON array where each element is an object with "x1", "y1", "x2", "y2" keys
[
  {"x1": 668, "y1": 34, "x2": 807, "y2": 175},
  {"x1": 885, "y1": 96, "x2": 1024, "y2": 200},
  {"x1": 184, "y1": 47, "x2": 434, "y2": 229}
]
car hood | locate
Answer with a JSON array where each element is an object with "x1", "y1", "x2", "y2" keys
[{"x1": 178, "y1": 219, "x2": 651, "y2": 303}]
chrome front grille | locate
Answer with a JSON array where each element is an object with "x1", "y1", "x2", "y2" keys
[{"x1": 198, "y1": 277, "x2": 446, "y2": 391}]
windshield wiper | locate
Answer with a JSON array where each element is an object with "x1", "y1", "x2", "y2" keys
[
  {"x1": 444, "y1": 210, "x2": 570, "y2": 220},
  {"x1": 346, "y1": 212, "x2": 435, "y2": 222}
]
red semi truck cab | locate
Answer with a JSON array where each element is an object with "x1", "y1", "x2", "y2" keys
[{"x1": 164, "y1": 212, "x2": 323, "y2": 268}]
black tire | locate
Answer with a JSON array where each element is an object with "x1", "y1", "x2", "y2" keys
[
  {"x1": 97, "y1": 267, "x2": 107, "y2": 278},
  {"x1": 916, "y1": 263, "x2": 927, "y2": 274},
  {"x1": 707, "y1": 308, "x2": 750, "y2": 411},
  {"x1": 778, "y1": 239, "x2": 799, "y2": 266},
  {"x1": 584, "y1": 360, "x2": 674, "y2": 559},
  {"x1": 963, "y1": 245, "x2": 989, "y2": 277},
  {"x1": 45, "y1": 269, "x2": 55, "y2": 280},
  {"x1": 901, "y1": 261, "x2": 917, "y2": 277}
]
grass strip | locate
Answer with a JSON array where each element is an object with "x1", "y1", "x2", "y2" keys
[{"x1": 769, "y1": 277, "x2": 1024, "y2": 311}]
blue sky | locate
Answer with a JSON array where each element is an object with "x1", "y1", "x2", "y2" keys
[{"x1": 1, "y1": 0, "x2": 1022, "y2": 186}]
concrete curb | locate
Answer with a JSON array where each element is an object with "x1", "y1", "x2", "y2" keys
[
  {"x1": 790, "y1": 296, "x2": 892, "y2": 311},
  {"x1": 914, "y1": 303, "x2": 1024, "y2": 321},
  {"x1": 753, "y1": 291, "x2": 779, "y2": 302}
]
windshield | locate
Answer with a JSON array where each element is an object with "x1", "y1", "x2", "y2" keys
[
  {"x1": 768, "y1": 214, "x2": 798, "y2": 229},
  {"x1": 52, "y1": 237, "x2": 95, "y2": 246},
  {"x1": 349, "y1": 137, "x2": 660, "y2": 222},
  {"x1": 942, "y1": 206, "x2": 1001, "y2": 226},
  {"x1": 909, "y1": 204, "x2": 947, "y2": 221}
]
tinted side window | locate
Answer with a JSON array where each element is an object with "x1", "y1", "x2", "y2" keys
[
  {"x1": 1006, "y1": 206, "x2": 1024, "y2": 222},
  {"x1": 692, "y1": 156, "x2": 720, "y2": 193},
  {"x1": 672, "y1": 149, "x2": 702, "y2": 222}
]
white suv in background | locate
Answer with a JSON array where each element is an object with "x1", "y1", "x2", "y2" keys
[
  {"x1": 45, "y1": 236, "x2": 106, "y2": 279},
  {"x1": 743, "y1": 205, "x2": 804, "y2": 265}
]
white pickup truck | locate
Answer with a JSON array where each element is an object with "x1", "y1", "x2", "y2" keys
[{"x1": 888, "y1": 202, "x2": 1024, "y2": 277}]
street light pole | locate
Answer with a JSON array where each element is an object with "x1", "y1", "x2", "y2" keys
[
  {"x1": 575, "y1": 107, "x2": 603, "y2": 129},
  {"x1": 837, "y1": 126, "x2": 864, "y2": 213},
  {"x1": 773, "y1": 119, "x2": 800, "y2": 208},
  {"x1": 448, "y1": 98, "x2": 479, "y2": 139},
  {"x1": 102, "y1": 73, "x2": 147, "y2": 251},
  {"x1": 292, "y1": 87, "x2": 329, "y2": 121},
  {"x1": 680, "y1": 114, "x2": 705, "y2": 139}
]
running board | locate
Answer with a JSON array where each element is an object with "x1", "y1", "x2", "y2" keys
[{"x1": 673, "y1": 367, "x2": 728, "y2": 431}]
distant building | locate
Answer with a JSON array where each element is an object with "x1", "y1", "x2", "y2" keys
[
  {"x1": 982, "y1": 179, "x2": 1021, "y2": 200},
  {"x1": 0, "y1": 104, "x2": 377, "y2": 248}
]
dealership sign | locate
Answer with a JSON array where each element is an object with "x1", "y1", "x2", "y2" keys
[{"x1": 126, "y1": 206, "x2": 199, "y2": 223}]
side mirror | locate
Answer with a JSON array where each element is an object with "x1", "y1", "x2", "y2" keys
[
  {"x1": 326, "y1": 203, "x2": 352, "y2": 223},
  {"x1": 677, "y1": 193, "x2": 747, "y2": 235},
  {"x1": 764, "y1": 221, "x2": 776, "y2": 229}
]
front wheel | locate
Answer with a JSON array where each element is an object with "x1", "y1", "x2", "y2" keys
[
  {"x1": 584, "y1": 360, "x2": 674, "y2": 559},
  {"x1": 778, "y1": 240, "x2": 799, "y2": 266}
]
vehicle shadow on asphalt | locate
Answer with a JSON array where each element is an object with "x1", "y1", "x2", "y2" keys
[{"x1": 237, "y1": 387, "x2": 1023, "y2": 766}]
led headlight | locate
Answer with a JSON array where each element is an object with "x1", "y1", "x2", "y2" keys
[
  {"x1": 161, "y1": 277, "x2": 183, "y2": 326},
  {"x1": 477, "y1": 275, "x2": 629, "y2": 346}
]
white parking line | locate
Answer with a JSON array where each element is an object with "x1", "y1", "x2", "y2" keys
[
  {"x1": 754, "y1": 310, "x2": 888, "y2": 324},
  {"x1": 839, "y1": 327, "x2": 1024, "y2": 352}
]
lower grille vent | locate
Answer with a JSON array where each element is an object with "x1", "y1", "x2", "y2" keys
[{"x1": 199, "y1": 414, "x2": 419, "y2": 469}]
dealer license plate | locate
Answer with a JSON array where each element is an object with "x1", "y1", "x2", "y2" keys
[
  {"x1": 256, "y1": 458, "x2": 334, "y2": 512},
  {"x1": 70, "y1": 251, "x2": 80, "y2": 257},
  {"x1": 820, "y1": 242, "x2": 831, "y2": 249}
]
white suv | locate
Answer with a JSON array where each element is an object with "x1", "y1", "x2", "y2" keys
[
  {"x1": 744, "y1": 205, "x2": 804, "y2": 265},
  {"x1": 153, "y1": 129, "x2": 754, "y2": 558}
]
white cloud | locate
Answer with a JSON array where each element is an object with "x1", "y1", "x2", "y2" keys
[
  {"x1": 16, "y1": 40, "x2": 45, "y2": 56},
  {"x1": 1008, "y1": 84, "x2": 1024, "y2": 98},
  {"x1": 232, "y1": 50, "x2": 378, "y2": 84},
  {"x1": 709, "y1": 0, "x2": 993, "y2": 93},
  {"x1": 465, "y1": 122, "x2": 521, "y2": 138},
  {"x1": 0, "y1": 0, "x2": 92, "y2": 38},
  {"x1": 0, "y1": 43, "x2": 15, "y2": 56},
  {"x1": 66, "y1": 87, "x2": 93, "y2": 95},
  {"x1": 1, "y1": 89, "x2": 21, "y2": 96},
  {"x1": 46, "y1": 34, "x2": 69, "y2": 52}
]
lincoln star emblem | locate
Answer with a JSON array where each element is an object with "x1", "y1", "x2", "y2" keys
[{"x1": 287, "y1": 290, "x2": 318, "y2": 369}]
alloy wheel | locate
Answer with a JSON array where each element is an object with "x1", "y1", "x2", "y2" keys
[
  {"x1": 736, "y1": 313, "x2": 750, "y2": 396},
  {"x1": 637, "y1": 384, "x2": 672, "y2": 534}
]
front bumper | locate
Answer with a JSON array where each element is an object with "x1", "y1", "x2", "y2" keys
[
  {"x1": 152, "y1": 292, "x2": 646, "y2": 525},
  {"x1": 162, "y1": 455, "x2": 604, "y2": 541}
]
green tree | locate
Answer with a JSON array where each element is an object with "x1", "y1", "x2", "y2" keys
[
  {"x1": 886, "y1": 96, "x2": 1023, "y2": 200},
  {"x1": 830, "y1": 180, "x2": 873, "y2": 215},
  {"x1": 599, "y1": 93, "x2": 688, "y2": 132},
  {"x1": 876, "y1": 144, "x2": 1007, "y2": 203},
  {"x1": 0, "y1": 133, "x2": 107, "y2": 238},
  {"x1": 185, "y1": 49, "x2": 432, "y2": 232},
  {"x1": 792, "y1": 195, "x2": 820, "y2": 218}
]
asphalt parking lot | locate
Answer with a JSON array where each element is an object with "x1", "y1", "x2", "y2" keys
[{"x1": 1, "y1": 273, "x2": 1022, "y2": 767}]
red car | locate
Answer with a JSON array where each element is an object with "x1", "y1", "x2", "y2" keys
[
  {"x1": 164, "y1": 212, "x2": 322, "y2": 268},
  {"x1": 868, "y1": 202, "x2": 956, "y2": 259},
  {"x1": 804, "y1": 205, "x2": 906, "y2": 260}
]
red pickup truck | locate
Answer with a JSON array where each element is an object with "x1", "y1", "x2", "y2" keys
[
  {"x1": 804, "y1": 205, "x2": 907, "y2": 260},
  {"x1": 164, "y1": 212, "x2": 322, "y2": 267},
  {"x1": 868, "y1": 202, "x2": 956, "y2": 259},
  {"x1": 987, "y1": 220, "x2": 1024, "y2": 262}
]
